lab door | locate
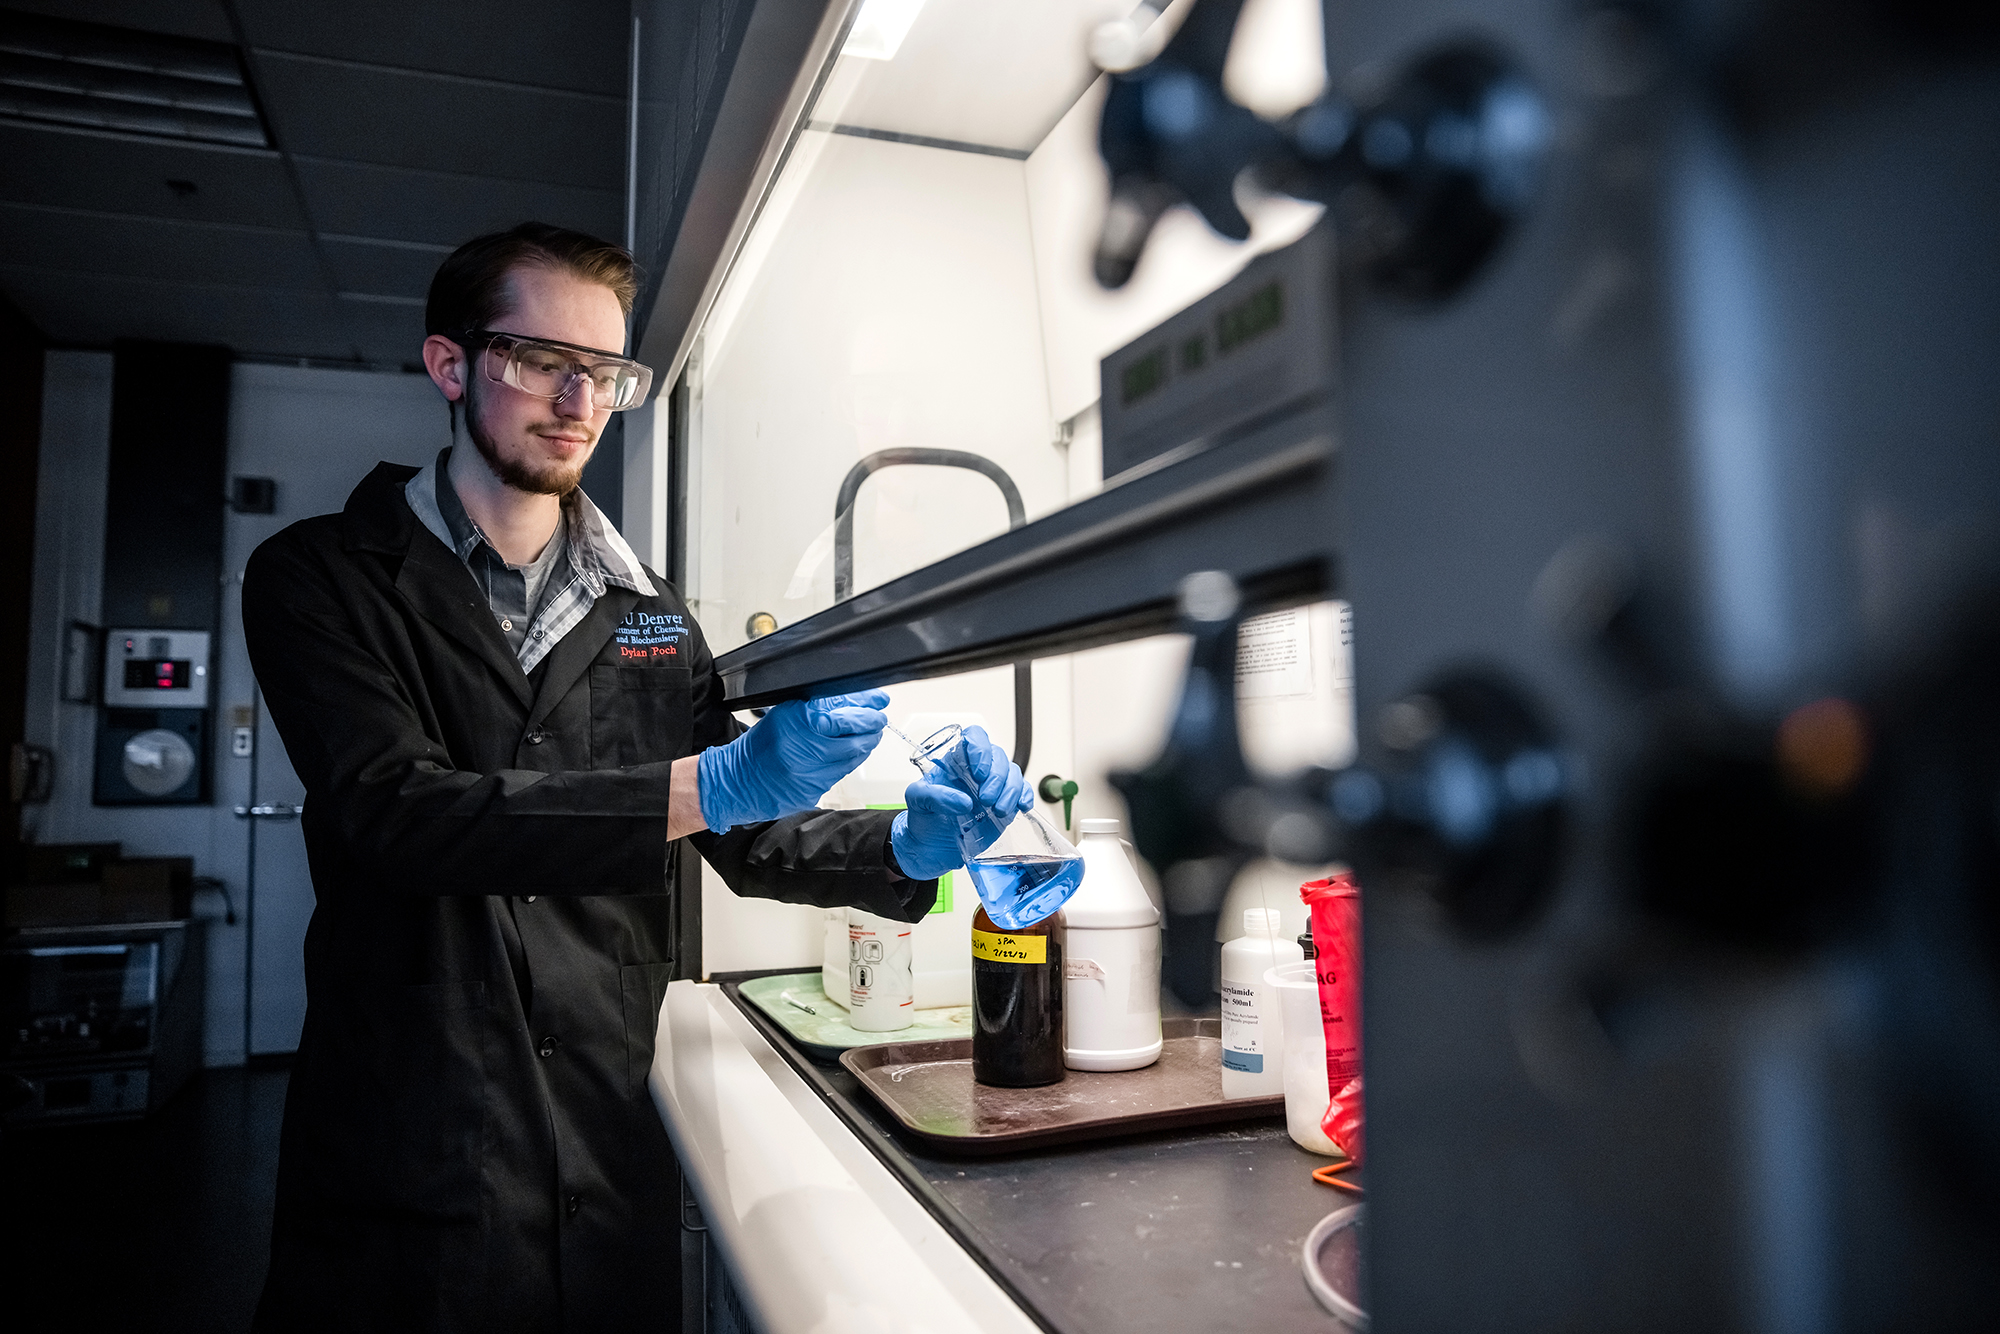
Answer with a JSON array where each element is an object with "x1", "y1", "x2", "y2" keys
[
  {"x1": 225, "y1": 365, "x2": 448, "y2": 1055},
  {"x1": 243, "y1": 696, "x2": 312, "y2": 1056}
]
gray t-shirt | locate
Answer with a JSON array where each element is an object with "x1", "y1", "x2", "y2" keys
[
  {"x1": 434, "y1": 452, "x2": 573, "y2": 659},
  {"x1": 404, "y1": 446, "x2": 657, "y2": 674}
]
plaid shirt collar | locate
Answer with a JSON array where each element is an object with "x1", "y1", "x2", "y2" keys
[{"x1": 405, "y1": 447, "x2": 655, "y2": 672}]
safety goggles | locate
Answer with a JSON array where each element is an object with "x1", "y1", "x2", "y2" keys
[{"x1": 463, "y1": 330, "x2": 654, "y2": 411}]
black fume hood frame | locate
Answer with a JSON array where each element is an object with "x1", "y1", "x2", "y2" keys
[{"x1": 711, "y1": 394, "x2": 1338, "y2": 710}]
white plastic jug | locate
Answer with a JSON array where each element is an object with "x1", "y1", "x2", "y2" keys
[
  {"x1": 1062, "y1": 818, "x2": 1163, "y2": 1070},
  {"x1": 1269, "y1": 961, "x2": 1341, "y2": 1155},
  {"x1": 847, "y1": 908, "x2": 914, "y2": 1032}
]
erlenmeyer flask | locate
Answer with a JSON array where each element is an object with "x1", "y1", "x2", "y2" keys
[{"x1": 910, "y1": 724, "x2": 1085, "y2": 930}]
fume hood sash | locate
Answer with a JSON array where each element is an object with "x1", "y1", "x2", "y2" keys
[{"x1": 713, "y1": 397, "x2": 1339, "y2": 708}]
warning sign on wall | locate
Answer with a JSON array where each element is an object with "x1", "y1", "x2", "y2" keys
[{"x1": 1236, "y1": 607, "x2": 1314, "y2": 700}]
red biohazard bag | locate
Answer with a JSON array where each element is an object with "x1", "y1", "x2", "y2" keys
[{"x1": 1300, "y1": 871, "x2": 1363, "y2": 1162}]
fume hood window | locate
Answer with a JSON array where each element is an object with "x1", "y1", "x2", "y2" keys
[{"x1": 680, "y1": 0, "x2": 1328, "y2": 650}]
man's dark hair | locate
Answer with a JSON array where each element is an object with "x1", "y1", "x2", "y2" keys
[
  {"x1": 425, "y1": 221, "x2": 638, "y2": 341},
  {"x1": 426, "y1": 222, "x2": 638, "y2": 435}
]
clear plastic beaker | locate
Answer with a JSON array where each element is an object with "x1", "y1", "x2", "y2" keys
[
  {"x1": 909, "y1": 724, "x2": 1084, "y2": 929},
  {"x1": 1269, "y1": 961, "x2": 1342, "y2": 1156}
]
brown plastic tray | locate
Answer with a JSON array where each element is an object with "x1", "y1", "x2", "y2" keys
[{"x1": 839, "y1": 1016, "x2": 1284, "y2": 1155}]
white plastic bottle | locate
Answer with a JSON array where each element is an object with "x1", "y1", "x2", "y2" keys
[
  {"x1": 1062, "y1": 817, "x2": 1163, "y2": 1071},
  {"x1": 1220, "y1": 907, "x2": 1303, "y2": 1098},
  {"x1": 848, "y1": 908, "x2": 914, "y2": 1032}
]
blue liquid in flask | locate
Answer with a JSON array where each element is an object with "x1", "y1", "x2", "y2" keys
[{"x1": 967, "y1": 854, "x2": 1085, "y2": 931}]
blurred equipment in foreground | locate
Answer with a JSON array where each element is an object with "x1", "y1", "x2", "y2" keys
[{"x1": 1102, "y1": 0, "x2": 2000, "y2": 1328}]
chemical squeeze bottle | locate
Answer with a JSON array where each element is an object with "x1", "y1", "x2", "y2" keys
[
  {"x1": 1062, "y1": 818, "x2": 1163, "y2": 1071},
  {"x1": 1220, "y1": 907, "x2": 1303, "y2": 1098}
]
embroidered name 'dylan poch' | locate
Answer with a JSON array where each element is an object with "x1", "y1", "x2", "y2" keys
[{"x1": 615, "y1": 611, "x2": 686, "y2": 662}]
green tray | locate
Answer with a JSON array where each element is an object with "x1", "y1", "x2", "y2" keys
[{"x1": 737, "y1": 971, "x2": 972, "y2": 1063}]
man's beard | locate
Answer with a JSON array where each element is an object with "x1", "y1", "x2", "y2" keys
[{"x1": 463, "y1": 379, "x2": 594, "y2": 496}]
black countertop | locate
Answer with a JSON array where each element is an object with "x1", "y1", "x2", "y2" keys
[{"x1": 715, "y1": 972, "x2": 1357, "y2": 1333}]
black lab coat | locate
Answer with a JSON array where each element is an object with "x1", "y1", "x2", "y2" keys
[{"x1": 242, "y1": 463, "x2": 932, "y2": 1332}]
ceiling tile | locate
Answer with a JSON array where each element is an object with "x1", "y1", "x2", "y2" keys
[
  {"x1": 1, "y1": 0, "x2": 234, "y2": 44},
  {"x1": 335, "y1": 295, "x2": 432, "y2": 369},
  {"x1": 0, "y1": 264, "x2": 359, "y2": 360},
  {"x1": 234, "y1": 0, "x2": 630, "y2": 97},
  {"x1": 0, "y1": 203, "x2": 325, "y2": 292},
  {"x1": 320, "y1": 237, "x2": 449, "y2": 300},
  {"x1": 0, "y1": 2, "x2": 639, "y2": 363},
  {"x1": 293, "y1": 157, "x2": 622, "y2": 249},
  {"x1": 250, "y1": 52, "x2": 624, "y2": 191},
  {"x1": 0, "y1": 121, "x2": 306, "y2": 228}
]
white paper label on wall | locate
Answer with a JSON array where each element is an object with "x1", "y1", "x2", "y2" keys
[
  {"x1": 1336, "y1": 601, "x2": 1354, "y2": 686},
  {"x1": 1236, "y1": 607, "x2": 1313, "y2": 700}
]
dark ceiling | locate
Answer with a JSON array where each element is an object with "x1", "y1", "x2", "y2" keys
[{"x1": 0, "y1": 0, "x2": 632, "y2": 368}]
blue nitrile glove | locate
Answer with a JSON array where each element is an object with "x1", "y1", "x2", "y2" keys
[
  {"x1": 696, "y1": 690, "x2": 889, "y2": 833},
  {"x1": 889, "y1": 725, "x2": 1033, "y2": 880}
]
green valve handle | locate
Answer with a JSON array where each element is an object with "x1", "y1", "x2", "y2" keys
[{"x1": 1037, "y1": 774, "x2": 1079, "y2": 830}]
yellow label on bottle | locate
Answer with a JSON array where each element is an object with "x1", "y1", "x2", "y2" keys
[{"x1": 972, "y1": 928, "x2": 1046, "y2": 965}]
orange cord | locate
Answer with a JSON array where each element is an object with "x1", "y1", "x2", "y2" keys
[{"x1": 1312, "y1": 1160, "x2": 1362, "y2": 1193}]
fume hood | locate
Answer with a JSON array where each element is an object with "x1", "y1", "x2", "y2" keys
[
  {"x1": 633, "y1": 0, "x2": 1358, "y2": 1329},
  {"x1": 659, "y1": 0, "x2": 1351, "y2": 979},
  {"x1": 633, "y1": 0, "x2": 2000, "y2": 1328}
]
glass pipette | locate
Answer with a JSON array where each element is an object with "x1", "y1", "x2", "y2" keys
[{"x1": 882, "y1": 721, "x2": 927, "y2": 768}]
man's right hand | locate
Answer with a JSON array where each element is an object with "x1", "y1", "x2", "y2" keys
[{"x1": 694, "y1": 690, "x2": 889, "y2": 833}]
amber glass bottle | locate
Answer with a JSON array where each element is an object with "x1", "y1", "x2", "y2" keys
[{"x1": 971, "y1": 906, "x2": 1064, "y2": 1087}]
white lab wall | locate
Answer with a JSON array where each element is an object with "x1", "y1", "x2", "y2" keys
[
  {"x1": 689, "y1": 130, "x2": 1065, "y2": 647},
  {"x1": 688, "y1": 127, "x2": 1077, "y2": 976},
  {"x1": 1064, "y1": 603, "x2": 1354, "y2": 930},
  {"x1": 20, "y1": 354, "x2": 446, "y2": 1066},
  {"x1": 810, "y1": 0, "x2": 1131, "y2": 152},
  {"x1": 1218, "y1": 600, "x2": 1355, "y2": 950},
  {"x1": 683, "y1": 31, "x2": 1346, "y2": 981}
]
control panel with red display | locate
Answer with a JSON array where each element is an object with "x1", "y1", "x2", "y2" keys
[
  {"x1": 123, "y1": 658, "x2": 192, "y2": 691},
  {"x1": 102, "y1": 630, "x2": 211, "y2": 709}
]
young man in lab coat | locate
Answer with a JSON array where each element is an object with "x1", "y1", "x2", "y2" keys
[{"x1": 242, "y1": 222, "x2": 1029, "y2": 1331}]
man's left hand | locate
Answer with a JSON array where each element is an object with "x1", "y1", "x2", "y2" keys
[{"x1": 889, "y1": 725, "x2": 1032, "y2": 880}]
